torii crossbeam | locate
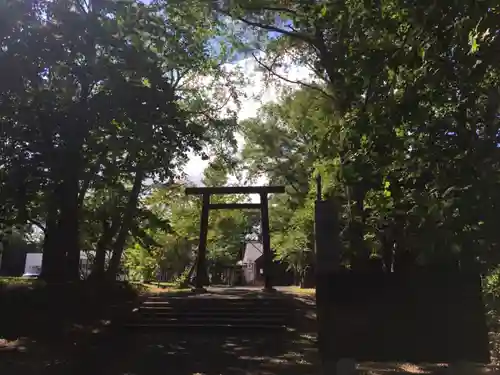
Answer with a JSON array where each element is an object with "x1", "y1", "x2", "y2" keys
[{"x1": 185, "y1": 185, "x2": 285, "y2": 291}]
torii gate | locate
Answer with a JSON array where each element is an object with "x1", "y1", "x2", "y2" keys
[{"x1": 185, "y1": 185, "x2": 285, "y2": 291}]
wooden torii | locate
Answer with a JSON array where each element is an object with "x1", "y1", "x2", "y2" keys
[{"x1": 185, "y1": 185, "x2": 285, "y2": 291}]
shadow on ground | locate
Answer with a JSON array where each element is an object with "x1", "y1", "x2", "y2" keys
[
  {"x1": 2, "y1": 286, "x2": 500, "y2": 374},
  {"x1": 71, "y1": 330, "x2": 319, "y2": 375},
  {"x1": 68, "y1": 288, "x2": 320, "y2": 375}
]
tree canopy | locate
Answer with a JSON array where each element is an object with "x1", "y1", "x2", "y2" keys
[
  {"x1": 223, "y1": 0, "x2": 500, "y2": 274},
  {"x1": 0, "y1": 0, "x2": 238, "y2": 282},
  {"x1": 1, "y1": 0, "x2": 499, "y2": 285}
]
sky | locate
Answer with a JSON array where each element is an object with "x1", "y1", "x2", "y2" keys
[{"x1": 183, "y1": 55, "x2": 313, "y2": 186}]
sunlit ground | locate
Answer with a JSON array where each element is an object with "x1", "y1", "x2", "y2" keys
[{"x1": 278, "y1": 286, "x2": 316, "y2": 296}]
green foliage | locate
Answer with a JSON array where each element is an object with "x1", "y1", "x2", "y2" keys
[
  {"x1": 484, "y1": 269, "x2": 500, "y2": 301},
  {"x1": 0, "y1": 277, "x2": 46, "y2": 288},
  {"x1": 483, "y1": 267, "x2": 500, "y2": 329},
  {"x1": 229, "y1": 0, "x2": 500, "y2": 272},
  {"x1": 172, "y1": 266, "x2": 193, "y2": 288},
  {"x1": 0, "y1": 0, "x2": 240, "y2": 282},
  {"x1": 202, "y1": 161, "x2": 259, "y2": 266},
  {"x1": 124, "y1": 160, "x2": 260, "y2": 281},
  {"x1": 123, "y1": 243, "x2": 160, "y2": 282},
  {"x1": 2, "y1": 0, "x2": 500, "y2": 286}
]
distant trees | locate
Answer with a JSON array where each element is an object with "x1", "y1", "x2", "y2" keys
[{"x1": 123, "y1": 160, "x2": 260, "y2": 283}]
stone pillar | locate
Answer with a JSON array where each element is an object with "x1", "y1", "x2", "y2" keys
[
  {"x1": 315, "y1": 200, "x2": 341, "y2": 275},
  {"x1": 195, "y1": 193, "x2": 210, "y2": 291},
  {"x1": 315, "y1": 199, "x2": 342, "y2": 374},
  {"x1": 260, "y1": 192, "x2": 273, "y2": 291}
]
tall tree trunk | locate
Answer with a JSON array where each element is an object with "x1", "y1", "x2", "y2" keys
[
  {"x1": 77, "y1": 151, "x2": 107, "y2": 209},
  {"x1": 106, "y1": 167, "x2": 144, "y2": 279},
  {"x1": 90, "y1": 217, "x2": 119, "y2": 280},
  {"x1": 58, "y1": 161, "x2": 82, "y2": 282},
  {"x1": 40, "y1": 190, "x2": 65, "y2": 282},
  {"x1": 92, "y1": 233, "x2": 108, "y2": 279},
  {"x1": 57, "y1": 108, "x2": 88, "y2": 282},
  {"x1": 183, "y1": 261, "x2": 197, "y2": 287},
  {"x1": 39, "y1": 115, "x2": 65, "y2": 283},
  {"x1": 294, "y1": 268, "x2": 300, "y2": 286},
  {"x1": 91, "y1": 208, "x2": 123, "y2": 280}
]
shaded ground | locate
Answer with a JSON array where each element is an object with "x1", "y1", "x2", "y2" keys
[
  {"x1": 2, "y1": 285, "x2": 500, "y2": 374},
  {"x1": 68, "y1": 329, "x2": 319, "y2": 375},
  {"x1": 68, "y1": 286, "x2": 321, "y2": 375},
  {"x1": 0, "y1": 280, "x2": 139, "y2": 374}
]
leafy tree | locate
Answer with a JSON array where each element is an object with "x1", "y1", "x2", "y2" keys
[
  {"x1": 238, "y1": 89, "x2": 322, "y2": 281},
  {"x1": 2, "y1": 0, "x2": 499, "y2": 286},
  {"x1": 0, "y1": 0, "x2": 239, "y2": 282},
  {"x1": 221, "y1": 0, "x2": 500, "y2": 273}
]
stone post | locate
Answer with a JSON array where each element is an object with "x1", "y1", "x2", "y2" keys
[
  {"x1": 260, "y1": 192, "x2": 273, "y2": 291},
  {"x1": 195, "y1": 194, "x2": 210, "y2": 291},
  {"x1": 315, "y1": 197, "x2": 342, "y2": 374}
]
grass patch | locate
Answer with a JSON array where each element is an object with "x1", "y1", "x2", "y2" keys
[
  {"x1": 0, "y1": 276, "x2": 45, "y2": 287},
  {"x1": 141, "y1": 283, "x2": 192, "y2": 295},
  {"x1": 280, "y1": 286, "x2": 316, "y2": 296},
  {"x1": 129, "y1": 281, "x2": 192, "y2": 295},
  {"x1": 150, "y1": 281, "x2": 177, "y2": 288}
]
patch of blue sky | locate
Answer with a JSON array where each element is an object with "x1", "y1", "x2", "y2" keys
[
  {"x1": 137, "y1": 0, "x2": 283, "y2": 63},
  {"x1": 207, "y1": 29, "x2": 281, "y2": 63}
]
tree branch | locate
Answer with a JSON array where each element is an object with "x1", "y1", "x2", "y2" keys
[
  {"x1": 311, "y1": 22, "x2": 344, "y2": 100},
  {"x1": 243, "y1": 6, "x2": 299, "y2": 16},
  {"x1": 170, "y1": 68, "x2": 193, "y2": 91},
  {"x1": 183, "y1": 92, "x2": 233, "y2": 118},
  {"x1": 305, "y1": 61, "x2": 327, "y2": 82},
  {"x1": 218, "y1": 8, "x2": 313, "y2": 43},
  {"x1": 28, "y1": 218, "x2": 46, "y2": 234},
  {"x1": 75, "y1": 0, "x2": 89, "y2": 14},
  {"x1": 251, "y1": 53, "x2": 334, "y2": 101},
  {"x1": 78, "y1": 151, "x2": 107, "y2": 209}
]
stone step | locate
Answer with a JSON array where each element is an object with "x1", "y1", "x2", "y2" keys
[
  {"x1": 147, "y1": 296, "x2": 288, "y2": 299},
  {"x1": 130, "y1": 316, "x2": 287, "y2": 325},
  {"x1": 144, "y1": 303, "x2": 292, "y2": 305},
  {"x1": 124, "y1": 322, "x2": 286, "y2": 329},
  {"x1": 141, "y1": 301, "x2": 291, "y2": 307},
  {"x1": 138, "y1": 306, "x2": 290, "y2": 312},
  {"x1": 140, "y1": 299, "x2": 293, "y2": 305},
  {"x1": 135, "y1": 317, "x2": 285, "y2": 323},
  {"x1": 137, "y1": 311, "x2": 288, "y2": 317},
  {"x1": 126, "y1": 295, "x2": 296, "y2": 330}
]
